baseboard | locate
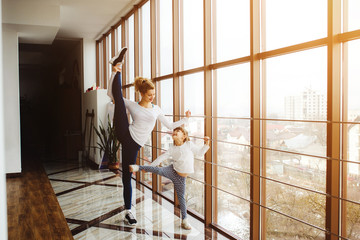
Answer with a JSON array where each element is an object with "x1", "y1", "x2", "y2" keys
[{"x1": 6, "y1": 172, "x2": 22, "y2": 178}]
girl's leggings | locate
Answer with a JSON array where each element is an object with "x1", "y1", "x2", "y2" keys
[
  {"x1": 139, "y1": 164, "x2": 187, "y2": 219},
  {"x1": 112, "y1": 71, "x2": 141, "y2": 210}
]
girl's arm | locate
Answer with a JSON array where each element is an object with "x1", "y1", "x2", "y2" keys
[
  {"x1": 190, "y1": 137, "x2": 210, "y2": 157},
  {"x1": 157, "y1": 109, "x2": 191, "y2": 130},
  {"x1": 150, "y1": 148, "x2": 172, "y2": 166}
]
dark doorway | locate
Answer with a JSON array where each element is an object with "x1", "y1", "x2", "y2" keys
[{"x1": 19, "y1": 39, "x2": 82, "y2": 162}]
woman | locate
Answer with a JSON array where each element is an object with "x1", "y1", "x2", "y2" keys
[{"x1": 108, "y1": 47, "x2": 191, "y2": 225}]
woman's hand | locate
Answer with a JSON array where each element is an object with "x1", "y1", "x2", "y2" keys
[
  {"x1": 112, "y1": 63, "x2": 122, "y2": 73},
  {"x1": 185, "y1": 110, "x2": 191, "y2": 118},
  {"x1": 204, "y1": 136, "x2": 210, "y2": 145}
]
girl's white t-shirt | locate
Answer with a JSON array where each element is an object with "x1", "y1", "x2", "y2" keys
[
  {"x1": 124, "y1": 98, "x2": 188, "y2": 147},
  {"x1": 150, "y1": 141, "x2": 210, "y2": 174}
]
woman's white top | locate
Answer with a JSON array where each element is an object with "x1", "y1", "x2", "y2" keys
[
  {"x1": 124, "y1": 98, "x2": 188, "y2": 147},
  {"x1": 150, "y1": 141, "x2": 210, "y2": 174}
]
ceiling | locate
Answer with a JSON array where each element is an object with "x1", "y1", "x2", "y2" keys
[{"x1": 2, "y1": 0, "x2": 141, "y2": 44}]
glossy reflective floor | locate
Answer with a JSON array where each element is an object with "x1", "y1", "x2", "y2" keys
[{"x1": 44, "y1": 161, "x2": 231, "y2": 240}]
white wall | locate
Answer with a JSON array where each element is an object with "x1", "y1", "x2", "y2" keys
[
  {"x1": 83, "y1": 90, "x2": 112, "y2": 165},
  {"x1": 3, "y1": 26, "x2": 21, "y2": 174},
  {"x1": 0, "y1": 0, "x2": 9, "y2": 238}
]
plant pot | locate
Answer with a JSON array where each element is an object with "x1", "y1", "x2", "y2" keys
[{"x1": 108, "y1": 162, "x2": 120, "y2": 170}]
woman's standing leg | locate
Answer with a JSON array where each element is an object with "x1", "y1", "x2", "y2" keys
[{"x1": 121, "y1": 141, "x2": 140, "y2": 210}]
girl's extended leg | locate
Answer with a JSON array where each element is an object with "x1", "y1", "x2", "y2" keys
[
  {"x1": 112, "y1": 71, "x2": 130, "y2": 143},
  {"x1": 138, "y1": 165, "x2": 174, "y2": 178}
]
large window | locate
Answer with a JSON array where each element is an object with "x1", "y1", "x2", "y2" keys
[
  {"x1": 346, "y1": 0, "x2": 360, "y2": 32},
  {"x1": 181, "y1": 72, "x2": 205, "y2": 216},
  {"x1": 140, "y1": 1, "x2": 151, "y2": 79},
  {"x1": 157, "y1": 0, "x2": 173, "y2": 76},
  {"x1": 157, "y1": 79, "x2": 174, "y2": 201},
  {"x1": 179, "y1": 0, "x2": 203, "y2": 70},
  {"x1": 344, "y1": 39, "x2": 360, "y2": 239},
  {"x1": 264, "y1": 0, "x2": 327, "y2": 51},
  {"x1": 126, "y1": 15, "x2": 135, "y2": 84},
  {"x1": 213, "y1": 0, "x2": 250, "y2": 63},
  {"x1": 96, "y1": 1, "x2": 360, "y2": 239},
  {"x1": 213, "y1": 63, "x2": 251, "y2": 238}
]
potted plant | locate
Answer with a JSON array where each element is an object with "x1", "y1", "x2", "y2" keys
[{"x1": 94, "y1": 115, "x2": 120, "y2": 170}]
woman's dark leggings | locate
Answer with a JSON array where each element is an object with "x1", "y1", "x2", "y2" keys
[{"x1": 112, "y1": 71, "x2": 141, "y2": 210}]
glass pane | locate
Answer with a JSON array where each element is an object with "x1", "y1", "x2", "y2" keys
[
  {"x1": 217, "y1": 166, "x2": 250, "y2": 201},
  {"x1": 215, "y1": 63, "x2": 250, "y2": 118},
  {"x1": 264, "y1": 0, "x2": 327, "y2": 51},
  {"x1": 265, "y1": 208, "x2": 326, "y2": 239},
  {"x1": 266, "y1": 121, "x2": 327, "y2": 157},
  {"x1": 158, "y1": 0, "x2": 173, "y2": 76},
  {"x1": 129, "y1": 87, "x2": 135, "y2": 102},
  {"x1": 266, "y1": 180, "x2": 326, "y2": 228},
  {"x1": 347, "y1": 0, "x2": 360, "y2": 32},
  {"x1": 158, "y1": 79, "x2": 174, "y2": 200},
  {"x1": 266, "y1": 47, "x2": 327, "y2": 120},
  {"x1": 116, "y1": 25, "x2": 122, "y2": 53},
  {"x1": 214, "y1": 0, "x2": 250, "y2": 63},
  {"x1": 345, "y1": 201, "x2": 360, "y2": 239},
  {"x1": 216, "y1": 141, "x2": 250, "y2": 173},
  {"x1": 180, "y1": 0, "x2": 203, "y2": 70},
  {"x1": 159, "y1": 79, "x2": 173, "y2": 132},
  {"x1": 127, "y1": 15, "x2": 135, "y2": 84},
  {"x1": 265, "y1": 149, "x2": 326, "y2": 193},
  {"x1": 186, "y1": 179, "x2": 204, "y2": 216},
  {"x1": 141, "y1": 2, "x2": 151, "y2": 79},
  {"x1": 215, "y1": 189, "x2": 250, "y2": 239},
  {"x1": 108, "y1": 33, "x2": 112, "y2": 81},
  {"x1": 346, "y1": 123, "x2": 360, "y2": 205},
  {"x1": 98, "y1": 41, "x2": 104, "y2": 87},
  {"x1": 347, "y1": 40, "x2": 360, "y2": 122},
  {"x1": 183, "y1": 72, "x2": 204, "y2": 116},
  {"x1": 141, "y1": 137, "x2": 152, "y2": 186}
]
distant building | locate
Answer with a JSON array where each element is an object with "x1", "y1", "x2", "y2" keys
[{"x1": 285, "y1": 88, "x2": 326, "y2": 120}]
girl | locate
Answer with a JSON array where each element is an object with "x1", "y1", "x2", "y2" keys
[
  {"x1": 129, "y1": 127, "x2": 210, "y2": 230},
  {"x1": 108, "y1": 47, "x2": 191, "y2": 226}
]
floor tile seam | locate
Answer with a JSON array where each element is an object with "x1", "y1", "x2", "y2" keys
[
  {"x1": 56, "y1": 182, "x2": 123, "y2": 196},
  {"x1": 55, "y1": 183, "x2": 92, "y2": 196},
  {"x1": 46, "y1": 167, "x2": 82, "y2": 176},
  {"x1": 49, "y1": 175, "x2": 117, "y2": 185},
  {"x1": 66, "y1": 218, "x2": 88, "y2": 225},
  {"x1": 95, "y1": 222, "x2": 178, "y2": 239},
  {"x1": 90, "y1": 174, "x2": 118, "y2": 185},
  {"x1": 70, "y1": 195, "x2": 146, "y2": 236},
  {"x1": 48, "y1": 178, "x2": 90, "y2": 184},
  {"x1": 94, "y1": 183, "x2": 123, "y2": 188}
]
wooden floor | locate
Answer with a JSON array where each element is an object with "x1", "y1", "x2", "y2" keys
[{"x1": 7, "y1": 158, "x2": 73, "y2": 240}]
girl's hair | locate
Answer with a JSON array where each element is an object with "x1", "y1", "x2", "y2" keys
[
  {"x1": 174, "y1": 126, "x2": 190, "y2": 143},
  {"x1": 134, "y1": 77, "x2": 155, "y2": 94}
]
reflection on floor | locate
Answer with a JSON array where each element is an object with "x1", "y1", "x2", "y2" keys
[{"x1": 44, "y1": 161, "x2": 229, "y2": 240}]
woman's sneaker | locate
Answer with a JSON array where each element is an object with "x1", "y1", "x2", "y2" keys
[
  {"x1": 129, "y1": 165, "x2": 139, "y2": 172},
  {"x1": 124, "y1": 210, "x2": 137, "y2": 226},
  {"x1": 181, "y1": 218, "x2": 192, "y2": 230},
  {"x1": 109, "y1": 47, "x2": 128, "y2": 66}
]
